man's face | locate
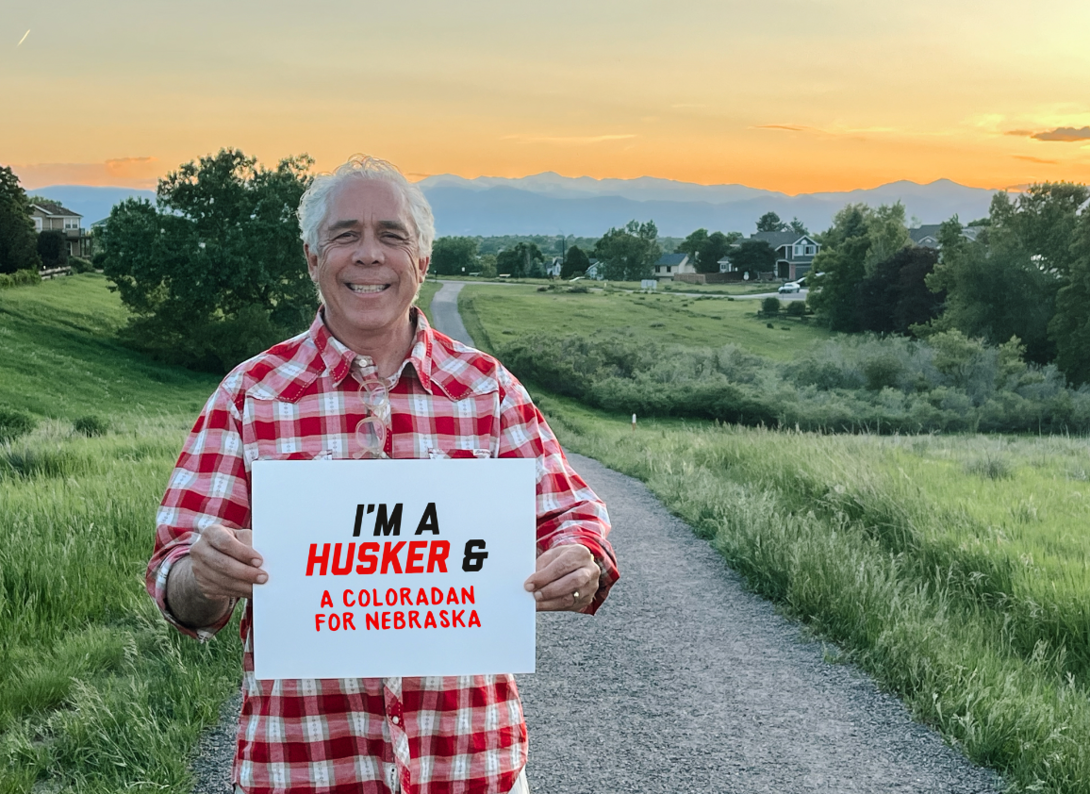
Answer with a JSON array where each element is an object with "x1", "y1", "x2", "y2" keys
[{"x1": 306, "y1": 179, "x2": 429, "y2": 352}]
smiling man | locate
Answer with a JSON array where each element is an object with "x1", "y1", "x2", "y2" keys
[{"x1": 147, "y1": 155, "x2": 618, "y2": 794}]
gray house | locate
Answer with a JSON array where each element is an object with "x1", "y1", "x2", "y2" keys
[
  {"x1": 723, "y1": 232, "x2": 820, "y2": 280},
  {"x1": 653, "y1": 252, "x2": 694, "y2": 280}
]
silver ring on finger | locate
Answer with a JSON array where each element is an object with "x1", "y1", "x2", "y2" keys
[{"x1": 572, "y1": 590, "x2": 580, "y2": 601}]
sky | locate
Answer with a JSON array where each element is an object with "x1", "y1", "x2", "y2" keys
[{"x1": 3, "y1": 0, "x2": 1090, "y2": 194}]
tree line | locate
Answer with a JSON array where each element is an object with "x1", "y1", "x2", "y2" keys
[{"x1": 806, "y1": 183, "x2": 1090, "y2": 385}]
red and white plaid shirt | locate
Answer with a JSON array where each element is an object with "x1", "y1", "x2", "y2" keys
[{"x1": 147, "y1": 310, "x2": 617, "y2": 794}]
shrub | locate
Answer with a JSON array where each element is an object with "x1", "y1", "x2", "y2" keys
[
  {"x1": 69, "y1": 256, "x2": 95, "y2": 274},
  {"x1": 73, "y1": 415, "x2": 109, "y2": 437},
  {"x1": 0, "y1": 407, "x2": 36, "y2": 442},
  {"x1": 785, "y1": 301, "x2": 806, "y2": 318},
  {"x1": 0, "y1": 274, "x2": 14, "y2": 289},
  {"x1": 11, "y1": 269, "x2": 41, "y2": 286},
  {"x1": 964, "y1": 454, "x2": 1013, "y2": 480},
  {"x1": 493, "y1": 331, "x2": 1090, "y2": 435},
  {"x1": 762, "y1": 297, "x2": 781, "y2": 315}
]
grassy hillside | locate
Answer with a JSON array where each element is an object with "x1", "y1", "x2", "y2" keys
[
  {"x1": 0, "y1": 274, "x2": 221, "y2": 421},
  {"x1": 458, "y1": 283, "x2": 831, "y2": 361}
]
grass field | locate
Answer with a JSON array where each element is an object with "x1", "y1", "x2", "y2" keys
[
  {"x1": 458, "y1": 283, "x2": 831, "y2": 361},
  {"x1": 0, "y1": 276, "x2": 438, "y2": 793}
]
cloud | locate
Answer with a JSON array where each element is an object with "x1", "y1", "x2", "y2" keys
[
  {"x1": 17, "y1": 30, "x2": 29, "y2": 47},
  {"x1": 1031, "y1": 126, "x2": 1090, "y2": 142},
  {"x1": 754, "y1": 124, "x2": 807, "y2": 132},
  {"x1": 501, "y1": 134, "x2": 636, "y2": 146},
  {"x1": 1012, "y1": 155, "x2": 1058, "y2": 165},
  {"x1": 10, "y1": 158, "x2": 162, "y2": 189},
  {"x1": 1004, "y1": 129, "x2": 1035, "y2": 137}
]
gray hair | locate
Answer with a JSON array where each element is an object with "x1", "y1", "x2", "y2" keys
[{"x1": 298, "y1": 154, "x2": 435, "y2": 258}]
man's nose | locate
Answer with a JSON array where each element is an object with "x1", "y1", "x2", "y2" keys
[{"x1": 352, "y1": 231, "x2": 384, "y2": 264}]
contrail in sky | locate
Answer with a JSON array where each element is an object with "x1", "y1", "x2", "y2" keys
[{"x1": 18, "y1": 30, "x2": 30, "y2": 47}]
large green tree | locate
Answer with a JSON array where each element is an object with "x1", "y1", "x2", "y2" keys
[
  {"x1": 496, "y1": 242, "x2": 543, "y2": 278},
  {"x1": 756, "y1": 211, "x2": 788, "y2": 233},
  {"x1": 1050, "y1": 211, "x2": 1090, "y2": 385},
  {"x1": 561, "y1": 245, "x2": 590, "y2": 279},
  {"x1": 594, "y1": 220, "x2": 660, "y2": 281},
  {"x1": 100, "y1": 149, "x2": 317, "y2": 372},
  {"x1": 857, "y1": 246, "x2": 942, "y2": 335},
  {"x1": 0, "y1": 166, "x2": 42, "y2": 274},
  {"x1": 727, "y1": 239, "x2": 776, "y2": 275},
  {"x1": 430, "y1": 236, "x2": 478, "y2": 275},
  {"x1": 928, "y1": 183, "x2": 1087, "y2": 364},
  {"x1": 807, "y1": 203, "x2": 911, "y2": 332}
]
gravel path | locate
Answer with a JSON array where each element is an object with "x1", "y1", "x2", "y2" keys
[
  {"x1": 519, "y1": 453, "x2": 1001, "y2": 794},
  {"x1": 189, "y1": 282, "x2": 1003, "y2": 791}
]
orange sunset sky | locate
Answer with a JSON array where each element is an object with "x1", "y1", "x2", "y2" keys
[{"x1": 3, "y1": 0, "x2": 1090, "y2": 194}]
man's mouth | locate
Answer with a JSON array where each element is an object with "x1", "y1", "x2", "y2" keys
[{"x1": 348, "y1": 283, "x2": 389, "y2": 294}]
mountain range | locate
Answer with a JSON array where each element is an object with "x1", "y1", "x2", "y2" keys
[{"x1": 30, "y1": 174, "x2": 999, "y2": 238}]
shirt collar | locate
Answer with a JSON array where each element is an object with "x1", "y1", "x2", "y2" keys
[{"x1": 310, "y1": 308, "x2": 438, "y2": 393}]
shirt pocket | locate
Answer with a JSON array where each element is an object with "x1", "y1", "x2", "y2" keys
[{"x1": 427, "y1": 447, "x2": 492, "y2": 460}]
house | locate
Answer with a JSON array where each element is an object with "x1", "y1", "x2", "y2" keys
[
  {"x1": 29, "y1": 201, "x2": 93, "y2": 259},
  {"x1": 725, "y1": 232, "x2": 820, "y2": 281},
  {"x1": 583, "y1": 259, "x2": 603, "y2": 280},
  {"x1": 909, "y1": 224, "x2": 984, "y2": 249},
  {"x1": 653, "y1": 252, "x2": 695, "y2": 280},
  {"x1": 909, "y1": 224, "x2": 943, "y2": 249},
  {"x1": 546, "y1": 256, "x2": 563, "y2": 278}
]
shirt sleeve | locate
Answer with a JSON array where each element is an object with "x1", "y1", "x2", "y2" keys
[
  {"x1": 146, "y1": 383, "x2": 251, "y2": 640},
  {"x1": 495, "y1": 372, "x2": 618, "y2": 614}
]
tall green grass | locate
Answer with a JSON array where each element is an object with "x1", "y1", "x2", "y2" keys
[
  {"x1": 0, "y1": 278, "x2": 244, "y2": 792},
  {"x1": 535, "y1": 397, "x2": 1090, "y2": 792}
]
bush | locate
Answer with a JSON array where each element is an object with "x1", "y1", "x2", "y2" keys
[
  {"x1": 69, "y1": 256, "x2": 95, "y2": 273},
  {"x1": 0, "y1": 407, "x2": 36, "y2": 442},
  {"x1": 73, "y1": 415, "x2": 109, "y2": 437},
  {"x1": 785, "y1": 301, "x2": 806, "y2": 318},
  {"x1": 11, "y1": 269, "x2": 41, "y2": 286},
  {"x1": 0, "y1": 274, "x2": 14, "y2": 290},
  {"x1": 494, "y1": 331, "x2": 1090, "y2": 435},
  {"x1": 762, "y1": 297, "x2": 781, "y2": 315}
]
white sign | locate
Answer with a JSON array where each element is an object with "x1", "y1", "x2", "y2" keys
[{"x1": 251, "y1": 459, "x2": 538, "y2": 680}]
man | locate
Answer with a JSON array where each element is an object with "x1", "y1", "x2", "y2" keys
[{"x1": 147, "y1": 155, "x2": 618, "y2": 794}]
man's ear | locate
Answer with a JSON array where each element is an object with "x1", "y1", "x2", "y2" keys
[
  {"x1": 305, "y1": 244, "x2": 320, "y2": 280},
  {"x1": 417, "y1": 255, "x2": 430, "y2": 282}
]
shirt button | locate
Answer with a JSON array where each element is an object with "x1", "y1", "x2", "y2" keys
[{"x1": 392, "y1": 715, "x2": 400, "y2": 725}]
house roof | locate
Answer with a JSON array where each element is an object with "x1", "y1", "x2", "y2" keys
[
  {"x1": 750, "y1": 231, "x2": 812, "y2": 248},
  {"x1": 908, "y1": 224, "x2": 943, "y2": 244},
  {"x1": 655, "y1": 252, "x2": 688, "y2": 267},
  {"x1": 30, "y1": 201, "x2": 81, "y2": 218}
]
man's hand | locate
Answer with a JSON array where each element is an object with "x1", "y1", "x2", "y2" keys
[
  {"x1": 523, "y1": 544, "x2": 600, "y2": 612},
  {"x1": 166, "y1": 524, "x2": 266, "y2": 629},
  {"x1": 189, "y1": 525, "x2": 267, "y2": 600}
]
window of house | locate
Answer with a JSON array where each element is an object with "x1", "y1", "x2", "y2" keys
[
  {"x1": 666, "y1": 266, "x2": 671, "y2": 273},
  {"x1": 805, "y1": 245, "x2": 815, "y2": 255},
  {"x1": 64, "y1": 219, "x2": 79, "y2": 230},
  {"x1": 794, "y1": 245, "x2": 802, "y2": 256},
  {"x1": 33, "y1": 217, "x2": 43, "y2": 231}
]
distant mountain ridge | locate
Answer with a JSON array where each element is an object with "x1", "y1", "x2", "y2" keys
[{"x1": 31, "y1": 175, "x2": 999, "y2": 238}]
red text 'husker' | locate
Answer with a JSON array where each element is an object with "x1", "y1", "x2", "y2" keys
[{"x1": 306, "y1": 541, "x2": 450, "y2": 576}]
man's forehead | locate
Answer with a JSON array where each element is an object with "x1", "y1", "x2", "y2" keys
[{"x1": 324, "y1": 179, "x2": 410, "y2": 227}]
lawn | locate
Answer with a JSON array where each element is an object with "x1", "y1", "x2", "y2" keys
[{"x1": 458, "y1": 283, "x2": 831, "y2": 361}]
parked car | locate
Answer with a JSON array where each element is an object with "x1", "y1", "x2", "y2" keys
[{"x1": 778, "y1": 281, "x2": 801, "y2": 294}]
